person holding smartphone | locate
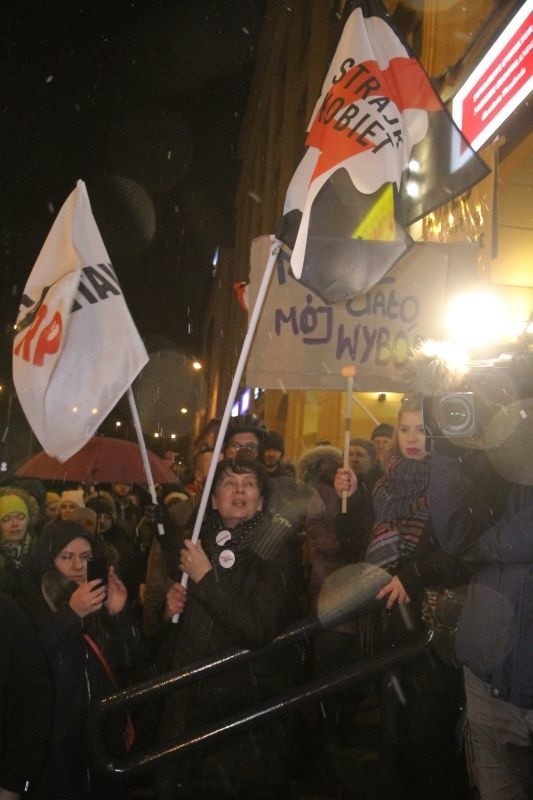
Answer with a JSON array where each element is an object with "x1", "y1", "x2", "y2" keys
[{"x1": 22, "y1": 520, "x2": 136, "y2": 800}]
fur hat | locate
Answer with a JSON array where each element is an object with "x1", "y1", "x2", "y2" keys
[
  {"x1": 296, "y1": 445, "x2": 343, "y2": 483},
  {"x1": 41, "y1": 569, "x2": 79, "y2": 612},
  {"x1": 86, "y1": 493, "x2": 116, "y2": 518},
  {"x1": 5, "y1": 478, "x2": 46, "y2": 509},
  {"x1": 163, "y1": 491, "x2": 189, "y2": 507},
  {"x1": 71, "y1": 507, "x2": 98, "y2": 528}
]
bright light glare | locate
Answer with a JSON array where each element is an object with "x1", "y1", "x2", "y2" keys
[
  {"x1": 406, "y1": 180, "x2": 420, "y2": 198},
  {"x1": 180, "y1": 407, "x2": 188, "y2": 414},
  {"x1": 444, "y1": 292, "x2": 514, "y2": 348},
  {"x1": 416, "y1": 338, "x2": 469, "y2": 377},
  {"x1": 192, "y1": 361, "x2": 202, "y2": 370}
]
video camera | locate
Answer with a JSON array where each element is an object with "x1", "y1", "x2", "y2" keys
[{"x1": 419, "y1": 341, "x2": 533, "y2": 442}]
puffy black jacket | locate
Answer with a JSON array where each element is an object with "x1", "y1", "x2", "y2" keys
[
  {"x1": 429, "y1": 449, "x2": 533, "y2": 708},
  {"x1": 0, "y1": 591, "x2": 52, "y2": 794}
]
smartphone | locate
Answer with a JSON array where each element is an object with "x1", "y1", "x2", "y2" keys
[{"x1": 87, "y1": 556, "x2": 108, "y2": 588}]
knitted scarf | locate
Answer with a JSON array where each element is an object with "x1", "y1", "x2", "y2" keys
[
  {"x1": 366, "y1": 448, "x2": 430, "y2": 569},
  {"x1": 0, "y1": 530, "x2": 33, "y2": 571},
  {"x1": 202, "y1": 509, "x2": 292, "y2": 571}
]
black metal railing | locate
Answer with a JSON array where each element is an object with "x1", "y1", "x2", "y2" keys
[{"x1": 88, "y1": 609, "x2": 435, "y2": 780}]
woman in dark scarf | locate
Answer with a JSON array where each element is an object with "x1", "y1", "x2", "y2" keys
[
  {"x1": 366, "y1": 397, "x2": 431, "y2": 584},
  {"x1": 152, "y1": 456, "x2": 302, "y2": 800},
  {"x1": 336, "y1": 396, "x2": 470, "y2": 800}
]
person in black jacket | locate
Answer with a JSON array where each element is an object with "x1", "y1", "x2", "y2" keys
[
  {"x1": 23, "y1": 520, "x2": 137, "y2": 800},
  {"x1": 430, "y1": 434, "x2": 533, "y2": 799},
  {"x1": 0, "y1": 591, "x2": 52, "y2": 800},
  {"x1": 151, "y1": 456, "x2": 303, "y2": 800}
]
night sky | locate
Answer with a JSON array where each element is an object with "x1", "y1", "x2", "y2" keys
[{"x1": 1, "y1": 0, "x2": 266, "y2": 385}]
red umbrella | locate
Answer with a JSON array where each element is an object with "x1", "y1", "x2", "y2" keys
[{"x1": 15, "y1": 436, "x2": 177, "y2": 485}]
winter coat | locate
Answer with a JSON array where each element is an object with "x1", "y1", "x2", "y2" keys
[
  {"x1": 102, "y1": 521, "x2": 144, "y2": 600},
  {"x1": 0, "y1": 591, "x2": 52, "y2": 795},
  {"x1": 430, "y1": 448, "x2": 533, "y2": 708},
  {"x1": 157, "y1": 509, "x2": 303, "y2": 742},
  {"x1": 22, "y1": 570, "x2": 139, "y2": 800}
]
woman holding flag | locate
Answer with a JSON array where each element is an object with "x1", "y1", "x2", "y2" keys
[{"x1": 152, "y1": 455, "x2": 303, "y2": 800}]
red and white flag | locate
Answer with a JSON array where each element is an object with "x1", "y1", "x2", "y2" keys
[
  {"x1": 279, "y1": 0, "x2": 490, "y2": 304},
  {"x1": 13, "y1": 180, "x2": 148, "y2": 461}
]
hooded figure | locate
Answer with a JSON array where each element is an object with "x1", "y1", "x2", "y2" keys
[{"x1": 23, "y1": 520, "x2": 135, "y2": 800}]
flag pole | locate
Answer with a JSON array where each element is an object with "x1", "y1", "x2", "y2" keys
[
  {"x1": 125, "y1": 385, "x2": 174, "y2": 575},
  {"x1": 340, "y1": 366, "x2": 356, "y2": 514},
  {"x1": 171, "y1": 237, "x2": 281, "y2": 622},
  {"x1": 351, "y1": 394, "x2": 380, "y2": 425}
]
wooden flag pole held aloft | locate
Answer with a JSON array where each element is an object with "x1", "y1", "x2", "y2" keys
[{"x1": 341, "y1": 366, "x2": 356, "y2": 514}]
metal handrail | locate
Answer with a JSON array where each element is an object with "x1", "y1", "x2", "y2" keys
[{"x1": 88, "y1": 608, "x2": 435, "y2": 780}]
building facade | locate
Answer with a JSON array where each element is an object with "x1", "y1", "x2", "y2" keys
[{"x1": 202, "y1": 0, "x2": 532, "y2": 462}]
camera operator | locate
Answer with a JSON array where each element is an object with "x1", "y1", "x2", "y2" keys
[{"x1": 428, "y1": 410, "x2": 533, "y2": 798}]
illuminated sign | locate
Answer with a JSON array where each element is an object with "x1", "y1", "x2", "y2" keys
[{"x1": 452, "y1": 0, "x2": 532, "y2": 151}]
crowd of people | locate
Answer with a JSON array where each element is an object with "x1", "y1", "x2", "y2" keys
[{"x1": 0, "y1": 401, "x2": 531, "y2": 799}]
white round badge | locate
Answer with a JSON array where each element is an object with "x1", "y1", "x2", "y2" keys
[
  {"x1": 216, "y1": 529, "x2": 232, "y2": 547},
  {"x1": 218, "y1": 549, "x2": 235, "y2": 569}
]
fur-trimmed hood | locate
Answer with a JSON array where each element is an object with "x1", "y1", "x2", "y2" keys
[
  {"x1": 296, "y1": 445, "x2": 343, "y2": 484},
  {"x1": 41, "y1": 568, "x2": 79, "y2": 611}
]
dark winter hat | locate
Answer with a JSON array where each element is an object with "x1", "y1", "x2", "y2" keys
[
  {"x1": 28, "y1": 520, "x2": 96, "y2": 584},
  {"x1": 349, "y1": 437, "x2": 377, "y2": 465},
  {"x1": 371, "y1": 423, "x2": 395, "y2": 440},
  {"x1": 225, "y1": 413, "x2": 267, "y2": 442},
  {"x1": 264, "y1": 431, "x2": 284, "y2": 453},
  {"x1": 86, "y1": 495, "x2": 115, "y2": 518}
]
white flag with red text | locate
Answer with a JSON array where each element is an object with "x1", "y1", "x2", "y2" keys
[
  {"x1": 13, "y1": 180, "x2": 148, "y2": 461},
  {"x1": 278, "y1": 0, "x2": 489, "y2": 304}
]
